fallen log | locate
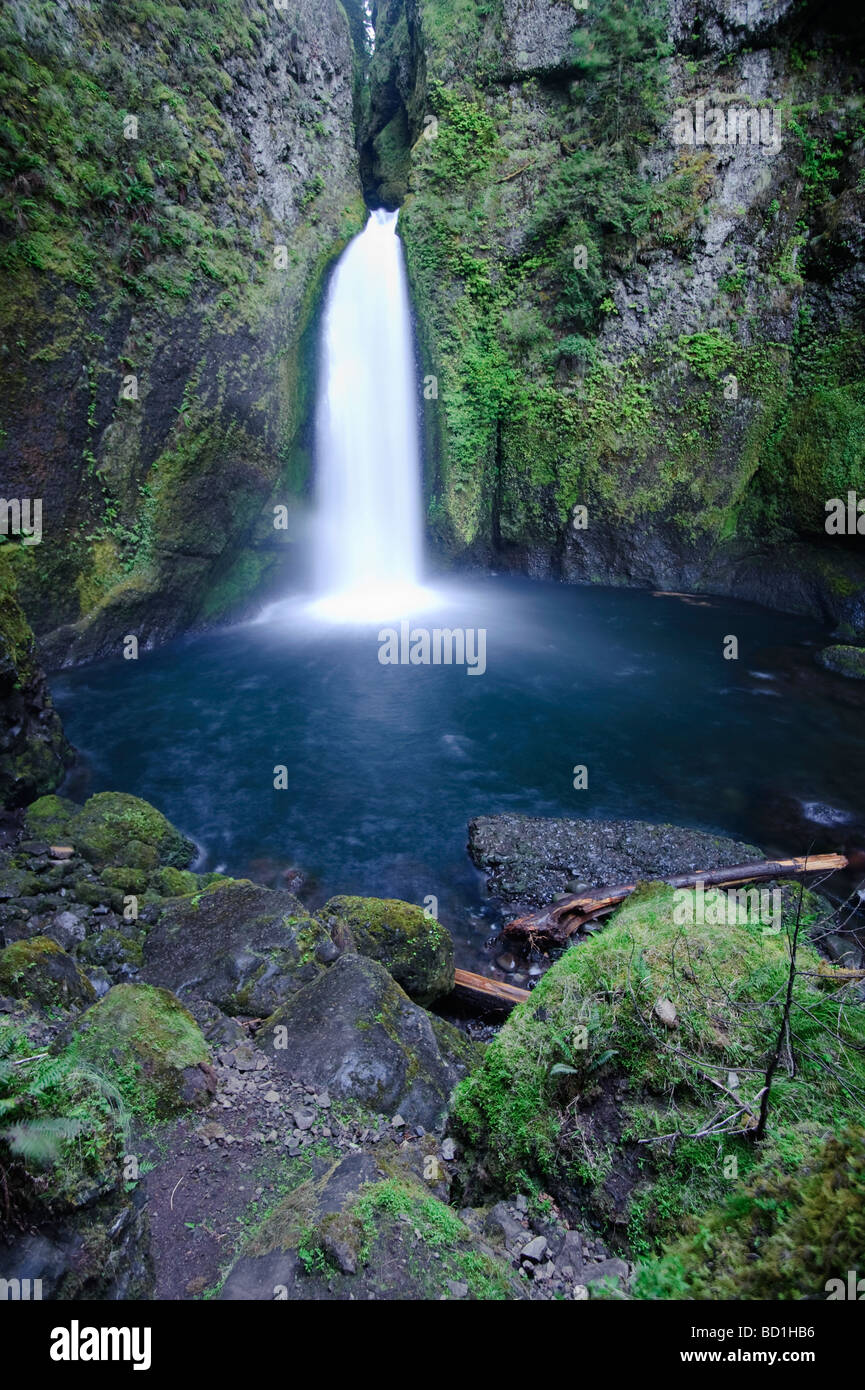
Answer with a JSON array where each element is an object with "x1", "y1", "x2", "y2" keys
[
  {"x1": 504, "y1": 852, "x2": 850, "y2": 947},
  {"x1": 451, "y1": 967, "x2": 530, "y2": 1014}
]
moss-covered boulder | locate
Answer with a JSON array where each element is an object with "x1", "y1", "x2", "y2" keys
[
  {"x1": 219, "y1": 1146, "x2": 520, "y2": 1301},
  {"x1": 321, "y1": 895, "x2": 454, "y2": 1006},
  {"x1": 72, "y1": 983, "x2": 213, "y2": 1119},
  {"x1": 0, "y1": 937, "x2": 95, "y2": 1010},
  {"x1": 452, "y1": 882, "x2": 865, "y2": 1250},
  {"x1": 258, "y1": 953, "x2": 480, "y2": 1129},
  {"x1": 817, "y1": 644, "x2": 865, "y2": 679},
  {"x1": 22, "y1": 794, "x2": 78, "y2": 844},
  {"x1": 69, "y1": 792, "x2": 195, "y2": 870},
  {"x1": 141, "y1": 879, "x2": 335, "y2": 1016}
]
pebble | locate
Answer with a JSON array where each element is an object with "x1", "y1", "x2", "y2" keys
[
  {"x1": 446, "y1": 1280, "x2": 469, "y2": 1299},
  {"x1": 495, "y1": 953, "x2": 516, "y2": 973},
  {"x1": 292, "y1": 1106, "x2": 316, "y2": 1130}
]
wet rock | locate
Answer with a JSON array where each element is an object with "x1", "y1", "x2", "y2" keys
[
  {"x1": 257, "y1": 953, "x2": 476, "y2": 1129},
  {"x1": 141, "y1": 879, "x2": 335, "y2": 1016},
  {"x1": 817, "y1": 644, "x2": 865, "y2": 679},
  {"x1": 0, "y1": 936, "x2": 95, "y2": 1010},
  {"x1": 320, "y1": 895, "x2": 454, "y2": 1006},
  {"x1": 468, "y1": 814, "x2": 762, "y2": 907},
  {"x1": 69, "y1": 792, "x2": 195, "y2": 871}
]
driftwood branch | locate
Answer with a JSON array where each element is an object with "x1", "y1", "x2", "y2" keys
[
  {"x1": 451, "y1": 967, "x2": 529, "y2": 1014},
  {"x1": 504, "y1": 853, "x2": 850, "y2": 947}
]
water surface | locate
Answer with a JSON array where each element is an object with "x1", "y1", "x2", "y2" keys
[{"x1": 53, "y1": 576, "x2": 865, "y2": 969}]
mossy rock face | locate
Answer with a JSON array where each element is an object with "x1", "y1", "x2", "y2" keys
[
  {"x1": 69, "y1": 792, "x2": 195, "y2": 870},
  {"x1": 22, "y1": 794, "x2": 78, "y2": 844},
  {"x1": 141, "y1": 880, "x2": 334, "y2": 1016},
  {"x1": 0, "y1": 554, "x2": 73, "y2": 806},
  {"x1": 258, "y1": 953, "x2": 474, "y2": 1129},
  {"x1": 321, "y1": 895, "x2": 455, "y2": 1005},
  {"x1": 452, "y1": 882, "x2": 865, "y2": 1249},
  {"x1": 0, "y1": 936, "x2": 95, "y2": 1010},
  {"x1": 72, "y1": 983, "x2": 213, "y2": 1119},
  {"x1": 817, "y1": 644, "x2": 865, "y2": 679}
]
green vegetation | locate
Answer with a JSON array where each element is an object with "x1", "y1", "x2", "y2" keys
[
  {"x1": 72, "y1": 983, "x2": 211, "y2": 1123},
  {"x1": 0, "y1": 1019, "x2": 129, "y2": 1216},
  {"x1": 634, "y1": 1127, "x2": 865, "y2": 1299},
  {"x1": 452, "y1": 883, "x2": 865, "y2": 1252}
]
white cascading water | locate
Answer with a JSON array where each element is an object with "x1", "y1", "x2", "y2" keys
[{"x1": 310, "y1": 208, "x2": 430, "y2": 621}]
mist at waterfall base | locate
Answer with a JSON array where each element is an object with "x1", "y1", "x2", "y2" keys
[{"x1": 51, "y1": 211, "x2": 865, "y2": 972}]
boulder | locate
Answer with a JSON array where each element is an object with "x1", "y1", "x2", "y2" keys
[
  {"x1": 72, "y1": 983, "x2": 213, "y2": 1117},
  {"x1": 321, "y1": 894, "x2": 454, "y2": 1005},
  {"x1": 22, "y1": 794, "x2": 78, "y2": 845},
  {"x1": 0, "y1": 936, "x2": 95, "y2": 1010},
  {"x1": 219, "y1": 1146, "x2": 520, "y2": 1301},
  {"x1": 468, "y1": 814, "x2": 762, "y2": 907},
  {"x1": 141, "y1": 879, "x2": 335, "y2": 1015},
  {"x1": 817, "y1": 644, "x2": 865, "y2": 679},
  {"x1": 257, "y1": 953, "x2": 479, "y2": 1128},
  {"x1": 69, "y1": 792, "x2": 195, "y2": 870}
]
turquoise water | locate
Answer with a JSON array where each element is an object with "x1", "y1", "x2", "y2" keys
[{"x1": 52, "y1": 575, "x2": 865, "y2": 968}]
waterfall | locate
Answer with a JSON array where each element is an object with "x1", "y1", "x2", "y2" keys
[{"x1": 310, "y1": 208, "x2": 429, "y2": 621}]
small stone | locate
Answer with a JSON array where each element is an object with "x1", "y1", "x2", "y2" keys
[
  {"x1": 441, "y1": 1137, "x2": 456, "y2": 1161},
  {"x1": 391, "y1": 1114, "x2": 405, "y2": 1128},
  {"x1": 50, "y1": 846, "x2": 75, "y2": 860},
  {"x1": 495, "y1": 953, "x2": 516, "y2": 973},
  {"x1": 263, "y1": 1090, "x2": 280, "y2": 1104},
  {"x1": 653, "y1": 997, "x2": 678, "y2": 1029},
  {"x1": 293, "y1": 1106, "x2": 316, "y2": 1130},
  {"x1": 315, "y1": 1092, "x2": 331, "y2": 1109},
  {"x1": 515, "y1": 1194, "x2": 528, "y2": 1213},
  {"x1": 521, "y1": 1235, "x2": 548, "y2": 1262},
  {"x1": 446, "y1": 1280, "x2": 469, "y2": 1299},
  {"x1": 573, "y1": 1284, "x2": 589, "y2": 1300}
]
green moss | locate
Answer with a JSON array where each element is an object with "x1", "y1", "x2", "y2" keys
[
  {"x1": 452, "y1": 883, "x2": 865, "y2": 1250},
  {"x1": 817, "y1": 644, "x2": 865, "y2": 679},
  {"x1": 0, "y1": 936, "x2": 95, "y2": 1010},
  {"x1": 22, "y1": 794, "x2": 78, "y2": 843},
  {"x1": 69, "y1": 791, "x2": 195, "y2": 869},
  {"x1": 634, "y1": 1127, "x2": 865, "y2": 1300},
  {"x1": 321, "y1": 895, "x2": 454, "y2": 1005},
  {"x1": 72, "y1": 983, "x2": 211, "y2": 1121}
]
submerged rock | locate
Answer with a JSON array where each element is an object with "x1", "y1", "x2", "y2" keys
[
  {"x1": 72, "y1": 983, "x2": 214, "y2": 1118},
  {"x1": 321, "y1": 894, "x2": 455, "y2": 1005},
  {"x1": 141, "y1": 879, "x2": 334, "y2": 1016},
  {"x1": 257, "y1": 953, "x2": 478, "y2": 1129},
  {"x1": 69, "y1": 792, "x2": 195, "y2": 870},
  {"x1": 468, "y1": 814, "x2": 762, "y2": 907}
]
